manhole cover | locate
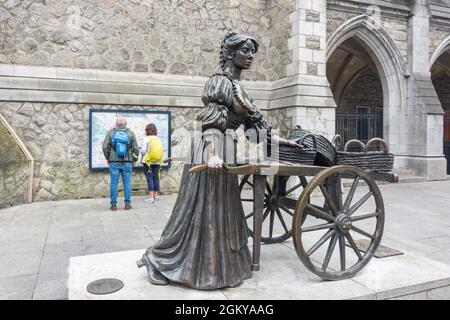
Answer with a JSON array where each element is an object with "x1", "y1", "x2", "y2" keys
[
  {"x1": 348, "y1": 239, "x2": 403, "y2": 258},
  {"x1": 87, "y1": 278, "x2": 124, "y2": 295}
]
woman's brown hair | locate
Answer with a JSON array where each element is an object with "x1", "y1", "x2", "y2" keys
[{"x1": 145, "y1": 123, "x2": 157, "y2": 136}]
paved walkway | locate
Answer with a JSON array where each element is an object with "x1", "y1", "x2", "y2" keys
[{"x1": 0, "y1": 180, "x2": 449, "y2": 300}]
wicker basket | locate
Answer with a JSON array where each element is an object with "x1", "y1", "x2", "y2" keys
[
  {"x1": 287, "y1": 125, "x2": 336, "y2": 166},
  {"x1": 335, "y1": 138, "x2": 394, "y2": 172},
  {"x1": 265, "y1": 134, "x2": 317, "y2": 165}
]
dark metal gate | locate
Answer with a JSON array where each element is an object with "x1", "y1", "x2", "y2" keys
[
  {"x1": 336, "y1": 111, "x2": 383, "y2": 145},
  {"x1": 444, "y1": 113, "x2": 450, "y2": 174}
]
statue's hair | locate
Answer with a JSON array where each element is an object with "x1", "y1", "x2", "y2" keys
[{"x1": 219, "y1": 31, "x2": 259, "y2": 70}]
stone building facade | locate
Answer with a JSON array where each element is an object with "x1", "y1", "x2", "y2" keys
[{"x1": 0, "y1": 0, "x2": 449, "y2": 207}]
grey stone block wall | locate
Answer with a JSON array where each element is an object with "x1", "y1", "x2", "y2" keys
[
  {"x1": 340, "y1": 69, "x2": 383, "y2": 112},
  {"x1": 266, "y1": 107, "x2": 294, "y2": 137},
  {"x1": 429, "y1": 24, "x2": 450, "y2": 58},
  {"x1": 0, "y1": 120, "x2": 29, "y2": 208},
  {"x1": 0, "y1": 102, "x2": 202, "y2": 203},
  {"x1": 0, "y1": 0, "x2": 294, "y2": 81},
  {"x1": 327, "y1": 8, "x2": 409, "y2": 62},
  {"x1": 0, "y1": 101, "x2": 298, "y2": 203}
]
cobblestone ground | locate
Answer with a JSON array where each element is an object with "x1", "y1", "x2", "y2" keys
[{"x1": 0, "y1": 180, "x2": 449, "y2": 300}]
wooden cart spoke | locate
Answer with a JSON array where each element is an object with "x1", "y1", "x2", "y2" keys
[
  {"x1": 339, "y1": 234, "x2": 346, "y2": 271},
  {"x1": 293, "y1": 166, "x2": 385, "y2": 280},
  {"x1": 350, "y1": 212, "x2": 378, "y2": 222},
  {"x1": 262, "y1": 208, "x2": 271, "y2": 222},
  {"x1": 319, "y1": 184, "x2": 339, "y2": 216},
  {"x1": 279, "y1": 205, "x2": 294, "y2": 216},
  {"x1": 245, "y1": 211, "x2": 254, "y2": 219},
  {"x1": 278, "y1": 197, "x2": 297, "y2": 209},
  {"x1": 322, "y1": 233, "x2": 338, "y2": 271},
  {"x1": 269, "y1": 210, "x2": 275, "y2": 238},
  {"x1": 306, "y1": 204, "x2": 335, "y2": 222},
  {"x1": 301, "y1": 222, "x2": 335, "y2": 233},
  {"x1": 240, "y1": 174, "x2": 293, "y2": 244},
  {"x1": 306, "y1": 229, "x2": 335, "y2": 256},
  {"x1": 351, "y1": 226, "x2": 375, "y2": 240},
  {"x1": 300, "y1": 176, "x2": 308, "y2": 188},
  {"x1": 345, "y1": 232, "x2": 364, "y2": 261},
  {"x1": 346, "y1": 191, "x2": 374, "y2": 216},
  {"x1": 285, "y1": 182, "x2": 303, "y2": 195},
  {"x1": 265, "y1": 180, "x2": 273, "y2": 195},
  {"x1": 275, "y1": 208, "x2": 289, "y2": 233},
  {"x1": 343, "y1": 176, "x2": 360, "y2": 211}
]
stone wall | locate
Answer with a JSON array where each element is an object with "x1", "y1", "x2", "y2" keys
[
  {"x1": 326, "y1": 9, "x2": 409, "y2": 62},
  {"x1": 0, "y1": 0, "x2": 293, "y2": 81},
  {"x1": 433, "y1": 73, "x2": 450, "y2": 111},
  {"x1": 266, "y1": 107, "x2": 293, "y2": 137},
  {"x1": 0, "y1": 120, "x2": 29, "y2": 208},
  {"x1": 429, "y1": 24, "x2": 450, "y2": 58},
  {"x1": 0, "y1": 101, "x2": 295, "y2": 203},
  {"x1": 340, "y1": 68, "x2": 383, "y2": 112},
  {"x1": 0, "y1": 102, "x2": 201, "y2": 202}
]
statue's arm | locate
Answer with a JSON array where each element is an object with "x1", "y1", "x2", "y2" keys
[{"x1": 244, "y1": 102, "x2": 301, "y2": 148}]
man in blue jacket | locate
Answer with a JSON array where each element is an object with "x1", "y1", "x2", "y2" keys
[{"x1": 102, "y1": 116, "x2": 139, "y2": 211}]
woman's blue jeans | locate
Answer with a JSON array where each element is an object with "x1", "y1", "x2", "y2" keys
[
  {"x1": 109, "y1": 162, "x2": 132, "y2": 205},
  {"x1": 143, "y1": 163, "x2": 160, "y2": 192}
]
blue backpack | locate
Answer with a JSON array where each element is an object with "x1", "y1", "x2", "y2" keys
[{"x1": 111, "y1": 130, "x2": 129, "y2": 158}]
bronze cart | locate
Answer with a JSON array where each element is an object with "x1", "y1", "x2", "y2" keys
[{"x1": 191, "y1": 162, "x2": 398, "y2": 281}]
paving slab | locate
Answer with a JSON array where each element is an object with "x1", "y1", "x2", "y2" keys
[
  {"x1": 0, "y1": 238, "x2": 46, "y2": 255},
  {"x1": 46, "y1": 226, "x2": 83, "y2": 244},
  {"x1": 37, "y1": 256, "x2": 71, "y2": 281},
  {"x1": 33, "y1": 277, "x2": 68, "y2": 300},
  {"x1": 0, "y1": 275, "x2": 38, "y2": 300},
  {"x1": 43, "y1": 241, "x2": 84, "y2": 259},
  {"x1": 67, "y1": 245, "x2": 450, "y2": 300},
  {"x1": 0, "y1": 211, "x2": 16, "y2": 226},
  {"x1": 106, "y1": 238, "x2": 154, "y2": 253},
  {"x1": 0, "y1": 251, "x2": 42, "y2": 279}
]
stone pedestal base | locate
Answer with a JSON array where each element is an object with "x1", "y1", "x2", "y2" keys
[{"x1": 68, "y1": 244, "x2": 450, "y2": 300}]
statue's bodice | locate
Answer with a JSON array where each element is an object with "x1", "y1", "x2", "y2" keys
[{"x1": 226, "y1": 109, "x2": 246, "y2": 130}]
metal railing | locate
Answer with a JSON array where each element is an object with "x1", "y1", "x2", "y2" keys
[{"x1": 336, "y1": 112, "x2": 383, "y2": 146}]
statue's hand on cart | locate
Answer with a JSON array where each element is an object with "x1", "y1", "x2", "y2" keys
[
  {"x1": 285, "y1": 139, "x2": 304, "y2": 148},
  {"x1": 207, "y1": 155, "x2": 224, "y2": 175},
  {"x1": 272, "y1": 135, "x2": 304, "y2": 149}
]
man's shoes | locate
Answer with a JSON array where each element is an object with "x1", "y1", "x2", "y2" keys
[
  {"x1": 110, "y1": 204, "x2": 117, "y2": 211},
  {"x1": 125, "y1": 204, "x2": 132, "y2": 210}
]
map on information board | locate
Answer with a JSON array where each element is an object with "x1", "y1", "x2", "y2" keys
[{"x1": 89, "y1": 109, "x2": 171, "y2": 170}]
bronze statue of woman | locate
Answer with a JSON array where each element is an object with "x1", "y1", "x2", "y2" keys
[{"x1": 138, "y1": 31, "x2": 301, "y2": 290}]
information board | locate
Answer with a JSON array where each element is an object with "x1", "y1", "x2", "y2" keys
[{"x1": 89, "y1": 109, "x2": 171, "y2": 170}]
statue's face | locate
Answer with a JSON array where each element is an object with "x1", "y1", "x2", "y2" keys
[{"x1": 232, "y1": 39, "x2": 256, "y2": 70}]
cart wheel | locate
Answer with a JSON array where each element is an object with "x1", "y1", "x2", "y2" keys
[
  {"x1": 240, "y1": 175, "x2": 309, "y2": 244},
  {"x1": 292, "y1": 165, "x2": 384, "y2": 280}
]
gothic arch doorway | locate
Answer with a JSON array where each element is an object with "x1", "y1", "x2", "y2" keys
[
  {"x1": 430, "y1": 36, "x2": 450, "y2": 174},
  {"x1": 327, "y1": 38, "x2": 384, "y2": 145},
  {"x1": 327, "y1": 15, "x2": 407, "y2": 154}
]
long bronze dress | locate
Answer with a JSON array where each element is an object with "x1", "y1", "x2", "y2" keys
[{"x1": 143, "y1": 74, "x2": 271, "y2": 290}]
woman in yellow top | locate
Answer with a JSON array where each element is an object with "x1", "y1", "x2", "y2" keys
[{"x1": 140, "y1": 123, "x2": 163, "y2": 203}]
